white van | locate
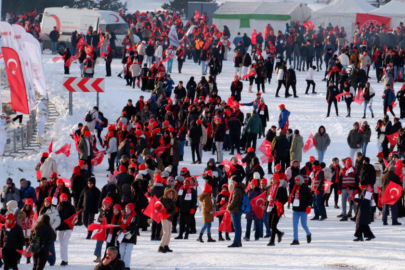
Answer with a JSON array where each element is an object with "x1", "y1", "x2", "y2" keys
[{"x1": 41, "y1": 6, "x2": 140, "y2": 54}]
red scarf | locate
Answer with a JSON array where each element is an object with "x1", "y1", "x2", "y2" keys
[
  {"x1": 334, "y1": 165, "x2": 339, "y2": 183},
  {"x1": 294, "y1": 185, "x2": 300, "y2": 201},
  {"x1": 5, "y1": 221, "x2": 16, "y2": 230},
  {"x1": 288, "y1": 184, "x2": 298, "y2": 204},
  {"x1": 22, "y1": 210, "x2": 34, "y2": 230},
  {"x1": 268, "y1": 182, "x2": 280, "y2": 207},
  {"x1": 121, "y1": 211, "x2": 136, "y2": 232},
  {"x1": 110, "y1": 213, "x2": 122, "y2": 235}
]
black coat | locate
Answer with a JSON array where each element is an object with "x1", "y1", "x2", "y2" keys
[
  {"x1": 99, "y1": 183, "x2": 121, "y2": 209},
  {"x1": 214, "y1": 123, "x2": 226, "y2": 142},
  {"x1": 95, "y1": 258, "x2": 125, "y2": 270},
  {"x1": 231, "y1": 164, "x2": 246, "y2": 182},
  {"x1": 359, "y1": 164, "x2": 376, "y2": 187},
  {"x1": 273, "y1": 135, "x2": 289, "y2": 158},
  {"x1": 285, "y1": 69, "x2": 296, "y2": 84},
  {"x1": 189, "y1": 124, "x2": 203, "y2": 144},
  {"x1": 78, "y1": 186, "x2": 101, "y2": 214},
  {"x1": 121, "y1": 214, "x2": 137, "y2": 244},
  {"x1": 291, "y1": 184, "x2": 312, "y2": 212},
  {"x1": 355, "y1": 189, "x2": 372, "y2": 225},
  {"x1": 0, "y1": 224, "x2": 24, "y2": 251},
  {"x1": 151, "y1": 184, "x2": 165, "y2": 199},
  {"x1": 160, "y1": 197, "x2": 176, "y2": 222},
  {"x1": 228, "y1": 117, "x2": 242, "y2": 137},
  {"x1": 177, "y1": 188, "x2": 197, "y2": 213},
  {"x1": 56, "y1": 202, "x2": 77, "y2": 231},
  {"x1": 230, "y1": 81, "x2": 243, "y2": 102},
  {"x1": 32, "y1": 224, "x2": 56, "y2": 251},
  {"x1": 71, "y1": 174, "x2": 86, "y2": 199},
  {"x1": 326, "y1": 85, "x2": 339, "y2": 101}
]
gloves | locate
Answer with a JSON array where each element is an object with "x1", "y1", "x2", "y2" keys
[
  {"x1": 315, "y1": 190, "x2": 320, "y2": 195},
  {"x1": 326, "y1": 100, "x2": 329, "y2": 104},
  {"x1": 338, "y1": 190, "x2": 342, "y2": 195},
  {"x1": 190, "y1": 208, "x2": 195, "y2": 214},
  {"x1": 306, "y1": 206, "x2": 311, "y2": 214}
]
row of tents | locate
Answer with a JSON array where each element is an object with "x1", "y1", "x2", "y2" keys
[{"x1": 213, "y1": 0, "x2": 405, "y2": 41}]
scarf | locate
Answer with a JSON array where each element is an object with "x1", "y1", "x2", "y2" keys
[
  {"x1": 334, "y1": 165, "x2": 340, "y2": 183},
  {"x1": 268, "y1": 182, "x2": 280, "y2": 208},
  {"x1": 110, "y1": 213, "x2": 122, "y2": 235},
  {"x1": 5, "y1": 221, "x2": 16, "y2": 230},
  {"x1": 121, "y1": 211, "x2": 136, "y2": 232},
  {"x1": 22, "y1": 209, "x2": 34, "y2": 231},
  {"x1": 288, "y1": 184, "x2": 298, "y2": 204}
]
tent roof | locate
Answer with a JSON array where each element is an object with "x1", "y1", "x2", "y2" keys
[
  {"x1": 370, "y1": 0, "x2": 405, "y2": 16},
  {"x1": 312, "y1": 0, "x2": 374, "y2": 16},
  {"x1": 215, "y1": 2, "x2": 307, "y2": 15}
]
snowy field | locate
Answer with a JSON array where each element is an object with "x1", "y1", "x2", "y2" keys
[{"x1": 1, "y1": 47, "x2": 405, "y2": 270}]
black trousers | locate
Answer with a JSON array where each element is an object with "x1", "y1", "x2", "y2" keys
[
  {"x1": 83, "y1": 212, "x2": 95, "y2": 228},
  {"x1": 384, "y1": 104, "x2": 395, "y2": 116},
  {"x1": 327, "y1": 100, "x2": 338, "y2": 116},
  {"x1": 354, "y1": 224, "x2": 374, "y2": 239},
  {"x1": 306, "y1": 57, "x2": 313, "y2": 70},
  {"x1": 179, "y1": 212, "x2": 191, "y2": 235},
  {"x1": 108, "y1": 152, "x2": 117, "y2": 174},
  {"x1": 247, "y1": 132, "x2": 258, "y2": 150},
  {"x1": 73, "y1": 195, "x2": 83, "y2": 224},
  {"x1": 141, "y1": 78, "x2": 148, "y2": 91},
  {"x1": 275, "y1": 80, "x2": 286, "y2": 96},
  {"x1": 376, "y1": 67, "x2": 383, "y2": 82},
  {"x1": 274, "y1": 157, "x2": 287, "y2": 172},
  {"x1": 151, "y1": 220, "x2": 162, "y2": 239},
  {"x1": 268, "y1": 210, "x2": 281, "y2": 244},
  {"x1": 305, "y1": 80, "x2": 316, "y2": 94},
  {"x1": 12, "y1": 115, "x2": 23, "y2": 123},
  {"x1": 64, "y1": 66, "x2": 70, "y2": 74},
  {"x1": 3, "y1": 248, "x2": 19, "y2": 270},
  {"x1": 106, "y1": 62, "x2": 111, "y2": 76},
  {"x1": 85, "y1": 158, "x2": 93, "y2": 175},
  {"x1": 33, "y1": 248, "x2": 49, "y2": 270},
  {"x1": 325, "y1": 182, "x2": 339, "y2": 206},
  {"x1": 285, "y1": 83, "x2": 297, "y2": 97},
  {"x1": 230, "y1": 135, "x2": 241, "y2": 153},
  {"x1": 178, "y1": 60, "x2": 184, "y2": 73},
  {"x1": 191, "y1": 143, "x2": 201, "y2": 163},
  {"x1": 256, "y1": 77, "x2": 265, "y2": 92},
  {"x1": 400, "y1": 103, "x2": 405, "y2": 119},
  {"x1": 96, "y1": 128, "x2": 103, "y2": 145}
]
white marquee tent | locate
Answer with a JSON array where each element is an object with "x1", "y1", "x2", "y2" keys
[
  {"x1": 369, "y1": 0, "x2": 405, "y2": 28},
  {"x1": 212, "y1": 2, "x2": 312, "y2": 39},
  {"x1": 311, "y1": 0, "x2": 375, "y2": 39}
]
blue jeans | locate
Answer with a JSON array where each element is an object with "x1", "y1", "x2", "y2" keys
[
  {"x1": 179, "y1": 140, "x2": 186, "y2": 156},
  {"x1": 362, "y1": 142, "x2": 368, "y2": 156},
  {"x1": 94, "y1": 240, "x2": 103, "y2": 257},
  {"x1": 119, "y1": 242, "x2": 134, "y2": 268},
  {"x1": 231, "y1": 213, "x2": 242, "y2": 243},
  {"x1": 201, "y1": 60, "x2": 208, "y2": 75},
  {"x1": 200, "y1": 222, "x2": 212, "y2": 234},
  {"x1": 71, "y1": 47, "x2": 76, "y2": 56},
  {"x1": 293, "y1": 211, "x2": 311, "y2": 241},
  {"x1": 51, "y1": 42, "x2": 57, "y2": 53},
  {"x1": 394, "y1": 66, "x2": 399, "y2": 80},
  {"x1": 294, "y1": 55, "x2": 300, "y2": 69},
  {"x1": 146, "y1": 56, "x2": 153, "y2": 67},
  {"x1": 317, "y1": 149, "x2": 326, "y2": 163},
  {"x1": 167, "y1": 58, "x2": 173, "y2": 73},
  {"x1": 363, "y1": 100, "x2": 374, "y2": 116},
  {"x1": 47, "y1": 241, "x2": 56, "y2": 264},
  {"x1": 245, "y1": 219, "x2": 260, "y2": 239},
  {"x1": 262, "y1": 212, "x2": 271, "y2": 236},
  {"x1": 314, "y1": 190, "x2": 326, "y2": 218}
]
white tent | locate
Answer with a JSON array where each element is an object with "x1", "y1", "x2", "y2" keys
[
  {"x1": 369, "y1": 0, "x2": 405, "y2": 28},
  {"x1": 311, "y1": 0, "x2": 374, "y2": 39},
  {"x1": 212, "y1": 2, "x2": 312, "y2": 39}
]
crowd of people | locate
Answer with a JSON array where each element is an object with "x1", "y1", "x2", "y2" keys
[{"x1": 3, "y1": 7, "x2": 405, "y2": 270}]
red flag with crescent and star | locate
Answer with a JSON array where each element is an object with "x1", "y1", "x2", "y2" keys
[
  {"x1": 2, "y1": 47, "x2": 29, "y2": 114},
  {"x1": 381, "y1": 182, "x2": 403, "y2": 205},
  {"x1": 88, "y1": 217, "x2": 119, "y2": 241},
  {"x1": 64, "y1": 209, "x2": 82, "y2": 230},
  {"x1": 250, "y1": 192, "x2": 266, "y2": 219}
]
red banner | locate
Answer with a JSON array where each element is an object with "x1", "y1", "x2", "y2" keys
[
  {"x1": 356, "y1": 13, "x2": 391, "y2": 29},
  {"x1": 250, "y1": 192, "x2": 266, "y2": 219},
  {"x1": 303, "y1": 133, "x2": 316, "y2": 153},
  {"x1": 382, "y1": 182, "x2": 403, "y2": 205}
]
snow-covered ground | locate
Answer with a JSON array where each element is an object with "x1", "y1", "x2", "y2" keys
[{"x1": 1, "y1": 45, "x2": 405, "y2": 269}]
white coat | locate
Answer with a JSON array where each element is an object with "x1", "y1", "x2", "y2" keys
[
  {"x1": 154, "y1": 45, "x2": 163, "y2": 62},
  {"x1": 305, "y1": 68, "x2": 315, "y2": 80},
  {"x1": 40, "y1": 152, "x2": 59, "y2": 179},
  {"x1": 85, "y1": 109, "x2": 101, "y2": 133},
  {"x1": 36, "y1": 206, "x2": 61, "y2": 230}
]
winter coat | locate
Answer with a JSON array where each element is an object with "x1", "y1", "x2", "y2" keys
[
  {"x1": 314, "y1": 129, "x2": 331, "y2": 151},
  {"x1": 214, "y1": 123, "x2": 226, "y2": 142},
  {"x1": 71, "y1": 174, "x2": 87, "y2": 199},
  {"x1": 31, "y1": 223, "x2": 56, "y2": 252},
  {"x1": 278, "y1": 109, "x2": 290, "y2": 129},
  {"x1": 285, "y1": 68, "x2": 296, "y2": 84},
  {"x1": 199, "y1": 193, "x2": 214, "y2": 223},
  {"x1": 230, "y1": 81, "x2": 243, "y2": 102},
  {"x1": 78, "y1": 186, "x2": 101, "y2": 214},
  {"x1": 228, "y1": 117, "x2": 242, "y2": 137},
  {"x1": 272, "y1": 132, "x2": 289, "y2": 158},
  {"x1": 246, "y1": 188, "x2": 261, "y2": 220},
  {"x1": 36, "y1": 206, "x2": 61, "y2": 230},
  {"x1": 290, "y1": 135, "x2": 304, "y2": 162},
  {"x1": 189, "y1": 123, "x2": 203, "y2": 145},
  {"x1": 362, "y1": 125, "x2": 372, "y2": 143},
  {"x1": 227, "y1": 183, "x2": 245, "y2": 214},
  {"x1": 18, "y1": 181, "x2": 36, "y2": 208},
  {"x1": 347, "y1": 129, "x2": 364, "y2": 149},
  {"x1": 326, "y1": 85, "x2": 339, "y2": 101},
  {"x1": 1, "y1": 184, "x2": 20, "y2": 210},
  {"x1": 0, "y1": 224, "x2": 24, "y2": 251},
  {"x1": 56, "y1": 202, "x2": 76, "y2": 231},
  {"x1": 359, "y1": 164, "x2": 376, "y2": 187},
  {"x1": 40, "y1": 153, "x2": 59, "y2": 179},
  {"x1": 78, "y1": 137, "x2": 94, "y2": 160},
  {"x1": 160, "y1": 197, "x2": 176, "y2": 223},
  {"x1": 291, "y1": 183, "x2": 312, "y2": 212},
  {"x1": 383, "y1": 88, "x2": 396, "y2": 106},
  {"x1": 355, "y1": 189, "x2": 372, "y2": 225},
  {"x1": 99, "y1": 183, "x2": 121, "y2": 209},
  {"x1": 177, "y1": 187, "x2": 197, "y2": 213},
  {"x1": 120, "y1": 213, "x2": 137, "y2": 244},
  {"x1": 85, "y1": 109, "x2": 101, "y2": 133},
  {"x1": 50, "y1": 186, "x2": 71, "y2": 205},
  {"x1": 246, "y1": 113, "x2": 262, "y2": 134}
]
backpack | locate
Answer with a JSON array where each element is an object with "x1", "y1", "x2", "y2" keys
[
  {"x1": 28, "y1": 235, "x2": 41, "y2": 254},
  {"x1": 85, "y1": 111, "x2": 94, "y2": 122},
  {"x1": 101, "y1": 116, "x2": 108, "y2": 127},
  {"x1": 241, "y1": 194, "x2": 252, "y2": 214}
]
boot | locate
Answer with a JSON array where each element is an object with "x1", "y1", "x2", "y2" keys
[
  {"x1": 228, "y1": 242, "x2": 241, "y2": 248},
  {"x1": 197, "y1": 233, "x2": 204, "y2": 243},
  {"x1": 86, "y1": 231, "x2": 93, "y2": 239},
  {"x1": 27, "y1": 257, "x2": 31, "y2": 264},
  {"x1": 226, "y1": 233, "x2": 231, "y2": 241},
  {"x1": 179, "y1": 155, "x2": 184, "y2": 161},
  {"x1": 218, "y1": 232, "x2": 225, "y2": 241},
  {"x1": 362, "y1": 114, "x2": 366, "y2": 119},
  {"x1": 290, "y1": 240, "x2": 300, "y2": 245},
  {"x1": 163, "y1": 246, "x2": 173, "y2": 252},
  {"x1": 307, "y1": 234, "x2": 312, "y2": 243},
  {"x1": 277, "y1": 232, "x2": 284, "y2": 243},
  {"x1": 158, "y1": 246, "x2": 166, "y2": 253},
  {"x1": 207, "y1": 233, "x2": 216, "y2": 242},
  {"x1": 340, "y1": 216, "x2": 348, "y2": 221},
  {"x1": 184, "y1": 233, "x2": 189, "y2": 239},
  {"x1": 174, "y1": 233, "x2": 183, "y2": 240},
  {"x1": 93, "y1": 256, "x2": 102, "y2": 263},
  {"x1": 353, "y1": 237, "x2": 364, "y2": 242},
  {"x1": 372, "y1": 112, "x2": 374, "y2": 118}
]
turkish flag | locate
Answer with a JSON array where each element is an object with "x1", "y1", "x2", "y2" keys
[
  {"x1": 353, "y1": 88, "x2": 364, "y2": 105},
  {"x1": 356, "y1": 13, "x2": 391, "y2": 29},
  {"x1": 88, "y1": 218, "x2": 119, "y2": 241},
  {"x1": 386, "y1": 132, "x2": 398, "y2": 146},
  {"x1": 72, "y1": 131, "x2": 80, "y2": 151},
  {"x1": 3, "y1": 47, "x2": 29, "y2": 114},
  {"x1": 143, "y1": 196, "x2": 160, "y2": 222},
  {"x1": 55, "y1": 143, "x2": 71, "y2": 157},
  {"x1": 381, "y1": 182, "x2": 403, "y2": 205},
  {"x1": 323, "y1": 180, "x2": 333, "y2": 196},
  {"x1": 242, "y1": 71, "x2": 256, "y2": 79},
  {"x1": 205, "y1": 170, "x2": 213, "y2": 178},
  {"x1": 259, "y1": 140, "x2": 273, "y2": 157},
  {"x1": 245, "y1": 181, "x2": 251, "y2": 193},
  {"x1": 52, "y1": 56, "x2": 62, "y2": 63},
  {"x1": 335, "y1": 92, "x2": 351, "y2": 102},
  {"x1": 16, "y1": 249, "x2": 33, "y2": 258},
  {"x1": 303, "y1": 133, "x2": 316, "y2": 153},
  {"x1": 36, "y1": 170, "x2": 42, "y2": 180},
  {"x1": 220, "y1": 159, "x2": 237, "y2": 176},
  {"x1": 48, "y1": 139, "x2": 53, "y2": 153},
  {"x1": 153, "y1": 146, "x2": 166, "y2": 157},
  {"x1": 227, "y1": 96, "x2": 238, "y2": 107},
  {"x1": 235, "y1": 153, "x2": 246, "y2": 166},
  {"x1": 61, "y1": 177, "x2": 71, "y2": 189},
  {"x1": 219, "y1": 210, "x2": 233, "y2": 233},
  {"x1": 250, "y1": 192, "x2": 266, "y2": 219},
  {"x1": 64, "y1": 209, "x2": 82, "y2": 230},
  {"x1": 303, "y1": 21, "x2": 314, "y2": 30},
  {"x1": 92, "y1": 151, "x2": 106, "y2": 166}
]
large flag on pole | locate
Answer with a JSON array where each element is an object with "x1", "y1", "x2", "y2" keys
[{"x1": 168, "y1": 25, "x2": 180, "y2": 48}]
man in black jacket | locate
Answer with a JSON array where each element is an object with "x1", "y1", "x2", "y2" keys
[
  {"x1": 285, "y1": 65, "x2": 298, "y2": 98},
  {"x1": 78, "y1": 177, "x2": 101, "y2": 239},
  {"x1": 122, "y1": 99, "x2": 137, "y2": 120},
  {"x1": 189, "y1": 120, "x2": 203, "y2": 164},
  {"x1": 326, "y1": 81, "x2": 339, "y2": 117},
  {"x1": 230, "y1": 76, "x2": 243, "y2": 102},
  {"x1": 95, "y1": 246, "x2": 125, "y2": 270},
  {"x1": 228, "y1": 114, "x2": 242, "y2": 155},
  {"x1": 49, "y1": 27, "x2": 59, "y2": 54},
  {"x1": 359, "y1": 157, "x2": 376, "y2": 187},
  {"x1": 213, "y1": 117, "x2": 226, "y2": 163}
]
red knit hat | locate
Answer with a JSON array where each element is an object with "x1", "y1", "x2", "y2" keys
[
  {"x1": 79, "y1": 160, "x2": 86, "y2": 166},
  {"x1": 279, "y1": 104, "x2": 285, "y2": 109},
  {"x1": 59, "y1": 193, "x2": 68, "y2": 202},
  {"x1": 139, "y1": 164, "x2": 146, "y2": 171},
  {"x1": 56, "y1": 179, "x2": 64, "y2": 186},
  {"x1": 275, "y1": 164, "x2": 281, "y2": 171},
  {"x1": 102, "y1": 196, "x2": 113, "y2": 205},
  {"x1": 309, "y1": 156, "x2": 316, "y2": 162},
  {"x1": 44, "y1": 196, "x2": 52, "y2": 203},
  {"x1": 247, "y1": 147, "x2": 254, "y2": 153},
  {"x1": 50, "y1": 172, "x2": 58, "y2": 179},
  {"x1": 251, "y1": 179, "x2": 258, "y2": 187},
  {"x1": 203, "y1": 184, "x2": 212, "y2": 194},
  {"x1": 125, "y1": 203, "x2": 135, "y2": 213},
  {"x1": 260, "y1": 178, "x2": 268, "y2": 185},
  {"x1": 42, "y1": 152, "x2": 49, "y2": 158},
  {"x1": 113, "y1": 204, "x2": 122, "y2": 211},
  {"x1": 272, "y1": 174, "x2": 280, "y2": 182}
]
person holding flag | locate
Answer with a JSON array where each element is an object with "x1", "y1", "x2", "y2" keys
[
  {"x1": 244, "y1": 179, "x2": 261, "y2": 241},
  {"x1": 159, "y1": 188, "x2": 177, "y2": 253},
  {"x1": 381, "y1": 162, "x2": 402, "y2": 226},
  {"x1": 290, "y1": 175, "x2": 312, "y2": 245},
  {"x1": 56, "y1": 193, "x2": 76, "y2": 266},
  {"x1": 216, "y1": 184, "x2": 231, "y2": 241},
  {"x1": 118, "y1": 203, "x2": 137, "y2": 269},
  {"x1": 338, "y1": 158, "x2": 358, "y2": 221},
  {"x1": 93, "y1": 197, "x2": 114, "y2": 263},
  {"x1": 265, "y1": 174, "x2": 288, "y2": 247},
  {"x1": 310, "y1": 160, "x2": 327, "y2": 221}
]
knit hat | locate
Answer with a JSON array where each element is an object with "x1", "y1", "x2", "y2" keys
[
  {"x1": 59, "y1": 193, "x2": 68, "y2": 202},
  {"x1": 295, "y1": 175, "x2": 304, "y2": 185},
  {"x1": 5, "y1": 213, "x2": 15, "y2": 223},
  {"x1": 279, "y1": 104, "x2": 285, "y2": 109},
  {"x1": 164, "y1": 166, "x2": 172, "y2": 173},
  {"x1": 102, "y1": 197, "x2": 113, "y2": 205},
  {"x1": 272, "y1": 174, "x2": 280, "y2": 182},
  {"x1": 44, "y1": 196, "x2": 52, "y2": 204},
  {"x1": 41, "y1": 152, "x2": 49, "y2": 158},
  {"x1": 203, "y1": 184, "x2": 213, "y2": 194},
  {"x1": 6, "y1": 200, "x2": 17, "y2": 210},
  {"x1": 25, "y1": 198, "x2": 34, "y2": 207},
  {"x1": 50, "y1": 172, "x2": 58, "y2": 179},
  {"x1": 247, "y1": 147, "x2": 254, "y2": 153},
  {"x1": 6, "y1": 178, "x2": 12, "y2": 185},
  {"x1": 251, "y1": 179, "x2": 258, "y2": 187},
  {"x1": 56, "y1": 179, "x2": 64, "y2": 186},
  {"x1": 113, "y1": 204, "x2": 122, "y2": 211},
  {"x1": 309, "y1": 156, "x2": 316, "y2": 162},
  {"x1": 135, "y1": 173, "x2": 143, "y2": 181},
  {"x1": 79, "y1": 160, "x2": 86, "y2": 166},
  {"x1": 139, "y1": 164, "x2": 147, "y2": 174},
  {"x1": 275, "y1": 164, "x2": 281, "y2": 171},
  {"x1": 125, "y1": 203, "x2": 135, "y2": 213},
  {"x1": 119, "y1": 165, "x2": 127, "y2": 173},
  {"x1": 260, "y1": 178, "x2": 268, "y2": 186},
  {"x1": 175, "y1": 175, "x2": 184, "y2": 182},
  {"x1": 84, "y1": 131, "x2": 91, "y2": 137}
]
